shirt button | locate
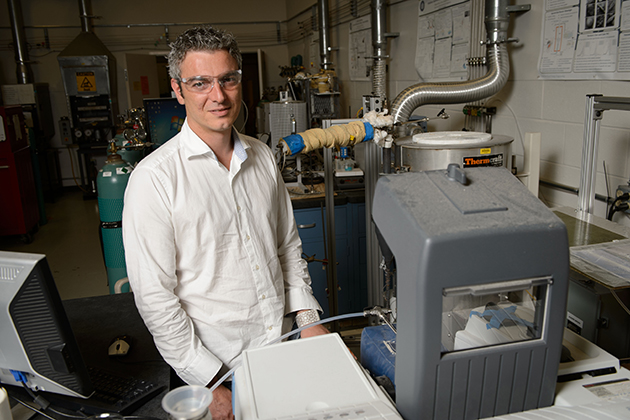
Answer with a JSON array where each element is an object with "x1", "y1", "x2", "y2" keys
[
  {"x1": 268, "y1": 326, "x2": 273, "y2": 331},
  {"x1": 246, "y1": 234, "x2": 250, "y2": 241},
  {"x1": 254, "y1": 265, "x2": 259, "y2": 270},
  {"x1": 261, "y1": 294, "x2": 266, "y2": 300},
  {"x1": 237, "y1": 205, "x2": 241, "y2": 212}
]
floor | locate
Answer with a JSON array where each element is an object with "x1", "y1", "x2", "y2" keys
[{"x1": 0, "y1": 189, "x2": 110, "y2": 300}]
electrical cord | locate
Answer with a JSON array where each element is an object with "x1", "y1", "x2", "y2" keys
[
  {"x1": 67, "y1": 146, "x2": 91, "y2": 194},
  {"x1": 612, "y1": 289, "x2": 630, "y2": 317},
  {"x1": 485, "y1": 98, "x2": 526, "y2": 158},
  {"x1": 606, "y1": 193, "x2": 630, "y2": 221},
  {"x1": 238, "y1": 99, "x2": 249, "y2": 133},
  {"x1": 11, "y1": 396, "x2": 57, "y2": 420},
  {"x1": 209, "y1": 311, "x2": 369, "y2": 393}
]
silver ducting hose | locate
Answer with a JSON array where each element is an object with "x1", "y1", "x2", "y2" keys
[
  {"x1": 390, "y1": 0, "x2": 511, "y2": 125},
  {"x1": 371, "y1": 0, "x2": 388, "y2": 99},
  {"x1": 372, "y1": 59, "x2": 387, "y2": 100},
  {"x1": 390, "y1": 42, "x2": 509, "y2": 124}
]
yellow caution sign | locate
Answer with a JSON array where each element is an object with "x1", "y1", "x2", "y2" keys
[
  {"x1": 76, "y1": 71, "x2": 96, "y2": 92},
  {"x1": 480, "y1": 148, "x2": 492, "y2": 155}
]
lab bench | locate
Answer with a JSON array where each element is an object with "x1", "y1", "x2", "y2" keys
[{"x1": 291, "y1": 190, "x2": 368, "y2": 318}]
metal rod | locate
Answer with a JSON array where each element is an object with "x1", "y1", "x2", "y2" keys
[
  {"x1": 323, "y1": 147, "x2": 339, "y2": 320},
  {"x1": 78, "y1": 0, "x2": 93, "y2": 32}
]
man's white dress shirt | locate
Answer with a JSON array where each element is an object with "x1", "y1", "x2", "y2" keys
[{"x1": 122, "y1": 120, "x2": 321, "y2": 386}]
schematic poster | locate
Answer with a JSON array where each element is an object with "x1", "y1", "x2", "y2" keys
[
  {"x1": 538, "y1": 0, "x2": 630, "y2": 79},
  {"x1": 415, "y1": 0, "x2": 470, "y2": 81},
  {"x1": 349, "y1": 16, "x2": 372, "y2": 81}
]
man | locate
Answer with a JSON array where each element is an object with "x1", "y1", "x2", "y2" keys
[{"x1": 122, "y1": 26, "x2": 327, "y2": 420}]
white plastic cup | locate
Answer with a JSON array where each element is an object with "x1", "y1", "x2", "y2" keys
[{"x1": 161, "y1": 385, "x2": 213, "y2": 420}]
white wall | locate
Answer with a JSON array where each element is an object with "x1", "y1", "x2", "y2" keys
[{"x1": 3, "y1": 0, "x2": 630, "y2": 226}]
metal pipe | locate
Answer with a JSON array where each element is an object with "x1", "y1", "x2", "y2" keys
[
  {"x1": 317, "y1": 0, "x2": 332, "y2": 70},
  {"x1": 323, "y1": 147, "x2": 339, "y2": 319},
  {"x1": 390, "y1": 0, "x2": 510, "y2": 124},
  {"x1": 6, "y1": 0, "x2": 32, "y2": 84},
  {"x1": 78, "y1": 0, "x2": 93, "y2": 33},
  {"x1": 371, "y1": 0, "x2": 387, "y2": 99}
]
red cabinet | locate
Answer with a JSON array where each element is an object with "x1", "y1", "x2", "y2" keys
[{"x1": 0, "y1": 106, "x2": 39, "y2": 239}]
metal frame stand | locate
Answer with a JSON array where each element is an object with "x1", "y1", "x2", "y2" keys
[{"x1": 578, "y1": 95, "x2": 630, "y2": 215}]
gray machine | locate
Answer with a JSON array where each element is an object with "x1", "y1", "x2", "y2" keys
[{"x1": 372, "y1": 166, "x2": 569, "y2": 420}]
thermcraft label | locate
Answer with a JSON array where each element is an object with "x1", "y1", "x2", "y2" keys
[{"x1": 463, "y1": 153, "x2": 504, "y2": 167}]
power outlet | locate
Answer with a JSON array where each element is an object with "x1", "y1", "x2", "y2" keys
[{"x1": 59, "y1": 117, "x2": 72, "y2": 145}]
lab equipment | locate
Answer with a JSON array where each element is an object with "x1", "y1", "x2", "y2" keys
[
  {"x1": 57, "y1": 30, "x2": 117, "y2": 143},
  {"x1": 395, "y1": 131, "x2": 513, "y2": 172},
  {"x1": 233, "y1": 333, "x2": 401, "y2": 420},
  {"x1": 269, "y1": 91, "x2": 307, "y2": 145},
  {"x1": 162, "y1": 385, "x2": 212, "y2": 420},
  {"x1": 0, "y1": 251, "x2": 163, "y2": 413},
  {"x1": 0, "y1": 251, "x2": 92, "y2": 397},
  {"x1": 371, "y1": 166, "x2": 569, "y2": 420},
  {"x1": 0, "y1": 106, "x2": 39, "y2": 241}
]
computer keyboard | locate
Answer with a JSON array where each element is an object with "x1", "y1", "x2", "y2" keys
[{"x1": 46, "y1": 366, "x2": 165, "y2": 415}]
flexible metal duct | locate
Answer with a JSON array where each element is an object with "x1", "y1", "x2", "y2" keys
[{"x1": 390, "y1": 0, "x2": 510, "y2": 124}]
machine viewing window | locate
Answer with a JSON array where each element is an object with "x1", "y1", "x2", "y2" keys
[{"x1": 441, "y1": 277, "x2": 552, "y2": 353}]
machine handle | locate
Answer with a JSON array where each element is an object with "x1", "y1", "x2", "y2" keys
[{"x1": 297, "y1": 223, "x2": 316, "y2": 229}]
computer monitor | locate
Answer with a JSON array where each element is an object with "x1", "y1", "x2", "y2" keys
[
  {"x1": 143, "y1": 97, "x2": 186, "y2": 147},
  {"x1": 0, "y1": 251, "x2": 93, "y2": 398}
]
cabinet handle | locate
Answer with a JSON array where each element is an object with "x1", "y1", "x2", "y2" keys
[
  {"x1": 297, "y1": 222, "x2": 316, "y2": 229},
  {"x1": 0, "y1": 165, "x2": 9, "y2": 169}
]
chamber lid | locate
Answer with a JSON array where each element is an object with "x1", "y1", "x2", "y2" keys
[
  {"x1": 399, "y1": 131, "x2": 513, "y2": 149},
  {"x1": 412, "y1": 131, "x2": 492, "y2": 146}
]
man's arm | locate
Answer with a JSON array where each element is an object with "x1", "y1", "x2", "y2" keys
[{"x1": 122, "y1": 167, "x2": 222, "y2": 385}]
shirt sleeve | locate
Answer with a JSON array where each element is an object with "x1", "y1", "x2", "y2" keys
[
  {"x1": 272, "y1": 163, "x2": 323, "y2": 315},
  {"x1": 122, "y1": 165, "x2": 222, "y2": 386}
]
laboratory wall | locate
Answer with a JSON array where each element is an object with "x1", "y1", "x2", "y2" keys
[
  {"x1": 289, "y1": 0, "x2": 630, "y2": 225},
  {"x1": 2, "y1": 0, "x2": 630, "y2": 225}
]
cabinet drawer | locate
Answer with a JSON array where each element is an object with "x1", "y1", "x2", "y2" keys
[{"x1": 293, "y1": 208, "x2": 324, "y2": 241}]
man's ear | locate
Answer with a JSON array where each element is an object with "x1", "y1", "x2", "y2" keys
[{"x1": 171, "y1": 78, "x2": 185, "y2": 105}]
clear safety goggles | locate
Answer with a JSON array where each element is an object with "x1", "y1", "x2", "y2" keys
[{"x1": 179, "y1": 69, "x2": 242, "y2": 93}]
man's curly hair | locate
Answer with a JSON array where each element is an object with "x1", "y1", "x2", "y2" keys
[{"x1": 168, "y1": 26, "x2": 242, "y2": 80}]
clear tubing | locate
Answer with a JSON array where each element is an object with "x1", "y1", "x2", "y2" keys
[{"x1": 208, "y1": 312, "x2": 366, "y2": 393}]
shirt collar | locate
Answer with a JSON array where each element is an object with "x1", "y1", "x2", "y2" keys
[{"x1": 182, "y1": 119, "x2": 250, "y2": 163}]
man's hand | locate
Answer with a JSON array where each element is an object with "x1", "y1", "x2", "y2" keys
[
  {"x1": 300, "y1": 323, "x2": 329, "y2": 338},
  {"x1": 209, "y1": 384, "x2": 233, "y2": 420}
]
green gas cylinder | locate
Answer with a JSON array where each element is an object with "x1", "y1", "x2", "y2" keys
[{"x1": 97, "y1": 152, "x2": 133, "y2": 294}]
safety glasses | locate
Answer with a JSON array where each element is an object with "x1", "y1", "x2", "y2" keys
[{"x1": 179, "y1": 69, "x2": 242, "y2": 93}]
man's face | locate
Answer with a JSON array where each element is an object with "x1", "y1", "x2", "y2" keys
[{"x1": 171, "y1": 49, "x2": 242, "y2": 141}]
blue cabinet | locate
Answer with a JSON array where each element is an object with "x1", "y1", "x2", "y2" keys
[{"x1": 293, "y1": 201, "x2": 366, "y2": 318}]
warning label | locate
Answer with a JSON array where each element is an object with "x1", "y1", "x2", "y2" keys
[
  {"x1": 76, "y1": 72, "x2": 96, "y2": 92},
  {"x1": 463, "y1": 153, "x2": 504, "y2": 168}
]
